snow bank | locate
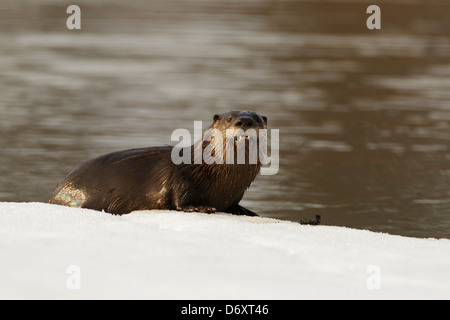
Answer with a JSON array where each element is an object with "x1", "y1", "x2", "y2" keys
[{"x1": 0, "y1": 202, "x2": 449, "y2": 299}]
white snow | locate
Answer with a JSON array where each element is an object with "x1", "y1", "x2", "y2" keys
[{"x1": 0, "y1": 202, "x2": 449, "y2": 300}]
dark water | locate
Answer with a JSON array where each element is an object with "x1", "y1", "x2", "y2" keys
[{"x1": 1, "y1": 0, "x2": 449, "y2": 238}]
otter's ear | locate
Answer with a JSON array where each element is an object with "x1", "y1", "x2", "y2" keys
[
  {"x1": 213, "y1": 114, "x2": 221, "y2": 122},
  {"x1": 262, "y1": 116, "x2": 268, "y2": 125}
]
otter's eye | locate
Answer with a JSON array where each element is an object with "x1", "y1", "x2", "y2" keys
[{"x1": 226, "y1": 117, "x2": 232, "y2": 123}]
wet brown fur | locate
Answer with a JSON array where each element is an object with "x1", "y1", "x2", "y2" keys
[{"x1": 48, "y1": 110, "x2": 267, "y2": 216}]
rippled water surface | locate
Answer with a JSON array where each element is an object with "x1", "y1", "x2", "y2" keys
[{"x1": 1, "y1": 0, "x2": 449, "y2": 238}]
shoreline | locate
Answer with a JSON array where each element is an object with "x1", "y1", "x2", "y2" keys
[{"x1": 1, "y1": 202, "x2": 449, "y2": 299}]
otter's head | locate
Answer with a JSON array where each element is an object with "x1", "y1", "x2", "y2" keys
[
  {"x1": 204, "y1": 110, "x2": 268, "y2": 165},
  {"x1": 210, "y1": 110, "x2": 267, "y2": 133}
]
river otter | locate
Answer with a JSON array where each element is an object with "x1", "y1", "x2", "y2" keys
[{"x1": 48, "y1": 110, "x2": 267, "y2": 216}]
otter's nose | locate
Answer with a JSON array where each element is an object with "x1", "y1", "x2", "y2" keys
[{"x1": 235, "y1": 117, "x2": 255, "y2": 128}]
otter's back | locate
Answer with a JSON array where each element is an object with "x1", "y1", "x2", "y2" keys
[{"x1": 48, "y1": 146, "x2": 174, "y2": 214}]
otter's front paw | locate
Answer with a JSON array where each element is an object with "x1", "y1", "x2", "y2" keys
[{"x1": 177, "y1": 205, "x2": 217, "y2": 214}]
